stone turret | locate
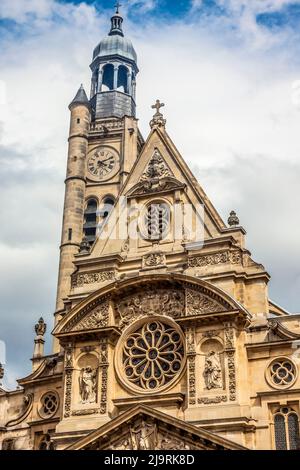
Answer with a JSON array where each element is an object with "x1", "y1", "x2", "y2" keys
[{"x1": 54, "y1": 85, "x2": 90, "y2": 351}]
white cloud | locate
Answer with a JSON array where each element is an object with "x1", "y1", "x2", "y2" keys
[{"x1": 0, "y1": 0, "x2": 300, "y2": 386}]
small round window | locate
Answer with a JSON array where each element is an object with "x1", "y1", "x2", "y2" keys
[
  {"x1": 39, "y1": 392, "x2": 59, "y2": 419},
  {"x1": 266, "y1": 358, "x2": 297, "y2": 389}
]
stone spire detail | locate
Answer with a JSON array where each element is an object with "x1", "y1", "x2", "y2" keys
[{"x1": 69, "y1": 84, "x2": 89, "y2": 110}]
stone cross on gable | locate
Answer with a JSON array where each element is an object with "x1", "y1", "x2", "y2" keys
[
  {"x1": 151, "y1": 99, "x2": 165, "y2": 115},
  {"x1": 150, "y1": 99, "x2": 167, "y2": 129}
]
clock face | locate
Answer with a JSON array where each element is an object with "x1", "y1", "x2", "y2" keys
[{"x1": 87, "y1": 147, "x2": 119, "y2": 181}]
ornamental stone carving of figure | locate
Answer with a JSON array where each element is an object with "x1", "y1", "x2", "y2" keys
[
  {"x1": 204, "y1": 350, "x2": 222, "y2": 390},
  {"x1": 131, "y1": 421, "x2": 157, "y2": 450},
  {"x1": 79, "y1": 367, "x2": 97, "y2": 404}
]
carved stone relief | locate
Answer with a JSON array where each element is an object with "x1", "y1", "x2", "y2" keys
[
  {"x1": 188, "y1": 250, "x2": 242, "y2": 268},
  {"x1": 198, "y1": 396, "x2": 227, "y2": 404},
  {"x1": 64, "y1": 343, "x2": 73, "y2": 418},
  {"x1": 72, "y1": 271, "x2": 115, "y2": 288},
  {"x1": 99, "y1": 338, "x2": 109, "y2": 414},
  {"x1": 141, "y1": 149, "x2": 173, "y2": 181},
  {"x1": 224, "y1": 323, "x2": 236, "y2": 401},
  {"x1": 186, "y1": 289, "x2": 226, "y2": 316},
  {"x1": 72, "y1": 409, "x2": 99, "y2": 416},
  {"x1": 186, "y1": 327, "x2": 196, "y2": 405},
  {"x1": 117, "y1": 289, "x2": 185, "y2": 328},
  {"x1": 227, "y1": 351, "x2": 236, "y2": 401},
  {"x1": 142, "y1": 252, "x2": 166, "y2": 268},
  {"x1": 107, "y1": 424, "x2": 196, "y2": 450},
  {"x1": 72, "y1": 301, "x2": 109, "y2": 332}
]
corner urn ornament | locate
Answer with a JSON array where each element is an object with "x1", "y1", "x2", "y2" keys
[{"x1": 35, "y1": 317, "x2": 46, "y2": 337}]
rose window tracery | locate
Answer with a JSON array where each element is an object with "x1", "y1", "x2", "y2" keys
[
  {"x1": 38, "y1": 392, "x2": 59, "y2": 419},
  {"x1": 266, "y1": 357, "x2": 297, "y2": 389},
  {"x1": 270, "y1": 359, "x2": 296, "y2": 386},
  {"x1": 119, "y1": 319, "x2": 185, "y2": 392}
]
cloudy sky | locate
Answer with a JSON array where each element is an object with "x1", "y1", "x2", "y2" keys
[{"x1": 0, "y1": 0, "x2": 300, "y2": 388}]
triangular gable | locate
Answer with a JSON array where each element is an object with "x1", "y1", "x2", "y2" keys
[
  {"x1": 66, "y1": 404, "x2": 247, "y2": 450},
  {"x1": 90, "y1": 126, "x2": 230, "y2": 258}
]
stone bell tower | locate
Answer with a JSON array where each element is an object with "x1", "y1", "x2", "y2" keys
[
  {"x1": 90, "y1": 5, "x2": 138, "y2": 119},
  {"x1": 54, "y1": 6, "x2": 144, "y2": 351}
]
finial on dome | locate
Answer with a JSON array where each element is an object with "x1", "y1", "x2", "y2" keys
[{"x1": 109, "y1": 3, "x2": 124, "y2": 37}]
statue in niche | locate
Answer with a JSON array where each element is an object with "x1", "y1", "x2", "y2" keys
[
  {"x1": 79, "y1": 366, "x2": 97, "y2": 404},
  {"x1": 203, "y1": 350, "x2": 222, "y2": 390}
]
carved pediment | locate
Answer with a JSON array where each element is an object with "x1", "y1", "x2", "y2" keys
[
  {"x1": 54, "y1": 274, "x2": 249, "y2": 337},
  {"x1": 127, "y1": 176, "x2": 185, "y2": 198},
  {"x1": 66, "y1": 405, "x2": 247, "y2": 450}
]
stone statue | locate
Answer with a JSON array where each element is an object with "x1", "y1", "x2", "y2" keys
[
  {"x1": 35, "y1": 317, "x2": 46, "y2": 336},
  {"x1": 204, "y1": 350, "x2": 222, "y2": 390},
  {"x1": 79, "y1": 366, "x2": 97, "y2": 403},
  {"x1": 131, "y1": 421, "x2": 157, "y2": 450}
]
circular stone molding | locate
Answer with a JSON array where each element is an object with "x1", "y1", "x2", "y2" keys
[
  {"x1": 265, "y1": 357, "x2": 298, "y2": 390},
  {"x1": 38, "y1": 391, "x2": 59, "y2": 419},
  {"x1": 115, "y1": 316, "x2": 186, "y2": 394}
]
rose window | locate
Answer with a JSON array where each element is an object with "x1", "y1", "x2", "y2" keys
[
  {"x1": 120, "y1": 319, "x2": 185, "y2": 392},
  {"x1": 266, "y1": 358, "x2": 297, "y2": 389}
]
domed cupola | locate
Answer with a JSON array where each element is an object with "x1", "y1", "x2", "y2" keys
[{"x1": 89, "y1": 5, "x2": 139, "y2": 120}]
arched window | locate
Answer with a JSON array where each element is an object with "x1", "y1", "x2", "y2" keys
[
  {"x1": 101, "y1": 196, "x2": 115, "y2": 219},
  {"x1": 144, "y1": 202, "x2": 170, "y2": 241},
  {"x1": 274, "y1": 407, "x2": 300, "y2": 450},
  {"x1": 102, "y1": 64, "x2": 114, "y2": 91},
  {"x1": 117, "y1": 65, "x2": 128, "y2": 93},
  {"x1": 83, "y1": 199, "x2": 98, "y2": 245}
]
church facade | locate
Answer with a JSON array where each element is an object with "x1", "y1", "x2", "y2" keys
[{"x1": 1, "y1": 8, "x2": 300, "y2": 451}]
